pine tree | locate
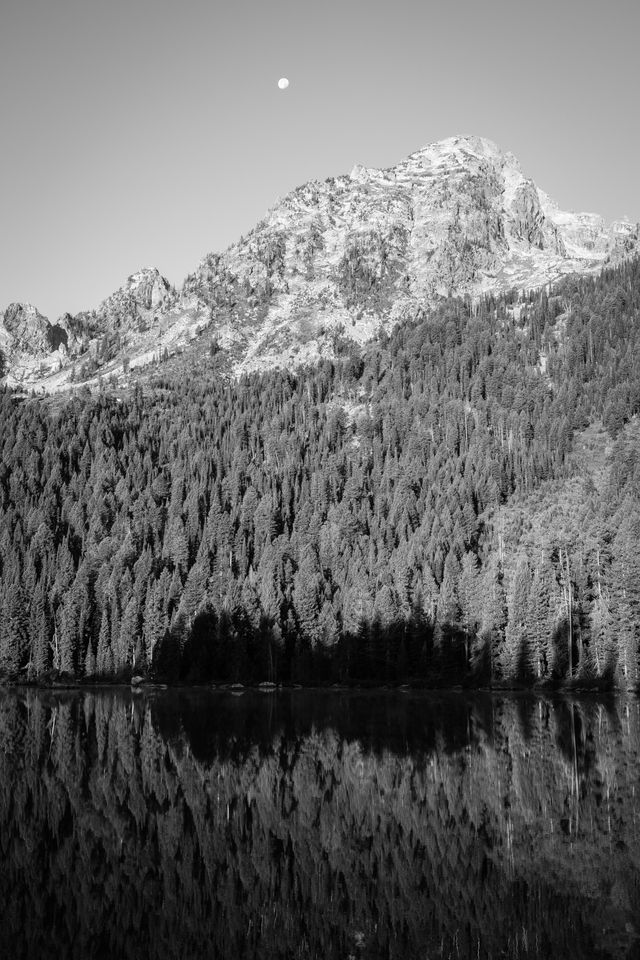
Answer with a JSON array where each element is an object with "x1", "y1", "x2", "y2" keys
[
  {"x1": 434, "y1": 551, "x2": 463, "y2": 681},
  {"x1": 478, "y1": 557, "x2": 507, "y2": 681},
  {"x1": 438, "y1": 552, "x2": 461, "y2": 629},
  {"x1": 96, "y1": 609, "x2": 113, "y2": 676},
  {"x1": 503, "y1": 557, "x2": 531, "y2": 681},
  {"x1": 458, "y1": 552, "x2": 480, "y2": 669},
  {"x1": 181, "y1": 559, "x2": 209, "y2": 626},
  {"x1": 84, "y1": 639, "x2": 96, "y2": 678},
  {"x1": 163, "y1": 516, "x2": 189, "y2": 573},
  {"x1": 118, "y1": 595, "x2": 140, "y2": 672},
  {"x1": 527, "y1": 561, "x2": 553, "y2": 681},
  {"x1": 589, "y1": 591, "x2": 615, "y2": 680},
  {"x1": 29, "y1": 579, "x2": 51, "y2": 677},
  {"x1": 609, "y1": 507, "x2": 640, "y2": 688},
  {"x1": 58, "y1": 596, "x2": 78, "y2": 676},
  {"x1": 292, "y1": 553, "x2": 323, "y2": 648},
  {"x1": 0, "y1": 584, "x2": 29, "y2": 678},
  {"x1": 143, "y1": 580, "x2": 166, "y2": 669}
]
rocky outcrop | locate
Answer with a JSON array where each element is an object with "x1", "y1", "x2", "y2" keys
[
  {"x1": 97, "y1": 267, "x2": 172, "y2": 323},
  {"x1": 0, "y1": 302, "x2": 73, "y2": 385},
  {"x1": 1, "y1": 303, "x2": 53, "y2": 356},
  {"x1": 508, "y1": 180, "x2": 550, "y2": 248}
]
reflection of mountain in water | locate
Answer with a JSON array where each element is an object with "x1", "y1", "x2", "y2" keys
[{"x1": 0, "y1": 690, "x2": 639, "y2": 960}]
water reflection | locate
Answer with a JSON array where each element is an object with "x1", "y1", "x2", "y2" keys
[{"x1": 0, "y1": 689, "x2": 639, "y2": 960}]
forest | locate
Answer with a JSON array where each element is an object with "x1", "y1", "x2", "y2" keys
[{"x1": 0, "y1": 257, "x2": 640, "y2": 687}]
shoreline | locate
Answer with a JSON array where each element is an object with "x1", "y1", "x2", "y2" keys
[{"x1": 1, "y1": 678, "x2": 633, "y2": 696}]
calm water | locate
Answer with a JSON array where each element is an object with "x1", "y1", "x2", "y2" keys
[{"x1": 0, "y1": 689, "x2": 639, "y2": 960}]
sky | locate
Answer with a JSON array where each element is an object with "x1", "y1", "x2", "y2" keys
[{"x1": 1, "y1": 0, "x2": 639, "y2": 320}]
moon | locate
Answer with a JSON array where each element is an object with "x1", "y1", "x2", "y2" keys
[{"x1": 278, "y1": 77, "x2": 289, "y2": 90}]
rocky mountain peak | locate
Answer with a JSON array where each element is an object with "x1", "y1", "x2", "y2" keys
[
  {"x1": 413, "y1": 134, "x2": 502, "y2": 162},
  {"x1": 174, "y1": 135, "x2": 638, "y2": 375},
  {"x1": 97, "y1": 267, "x2": 172, "y2": 318},
  {"x1": 3, "y1": 302, "x2": 44, "y2": 333},
  {"x1": 0, "y1": 302, "x2": 56, "y2": 356},
  {"x1": 1, "y1": 136, "x2": 638, "y2": 391}
]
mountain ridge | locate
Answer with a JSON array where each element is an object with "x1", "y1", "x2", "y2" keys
[{"x1": 2, "y1": 135, "x2": 638, "y2": 392}]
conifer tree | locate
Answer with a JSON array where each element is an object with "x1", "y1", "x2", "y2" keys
[
  {"x1": 84, "y1": 638, "x2": 96, "y2": 678},
  {"x1": 478, "y1": 557, "x2": 507, "y2": 681},
  {"x1": 0, "y1": 584, "x2": 29, "y2": 677},
  {"x1": 459, "y1": 552, "x2": 481, "y2": 667},
  {"x1": 29, "y1": 579, "x2": 51, "y2": 677},
  {"x1": 118, "y1": 595, "x2": 140, "y2": 672},
  {"x1": 58, "y1": 596, "x2": 78, "y2": 676},
  {"x1": 96, "y1": 609, "x2": 113, "y2": 676},
  {"x1": 527, "y1": 563, "x2": 553, "y2": 681},
  {"x1": 589, "y1": 591, "x2": 615, "y2": 680},
  {"x1": 143, "y1": 580, "x2": 166, "y2": 668},
  {"x1": 292, "y1": 553, "x2": 323, "y2": 649},
  {"x1": 503, "y1": 557, "x2": 531, "y2": 681}
]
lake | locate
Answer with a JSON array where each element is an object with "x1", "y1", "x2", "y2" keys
[{"x1": 0, "y1": 688, "x2": 638, "y2": 959}]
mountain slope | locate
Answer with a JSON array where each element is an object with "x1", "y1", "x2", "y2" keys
[
  {"x1": 1, "y1": 136, "x2": 638, "y2": 391},
  {"x1": 2, "y1": 256, "x2": 640, "y2": 687}
]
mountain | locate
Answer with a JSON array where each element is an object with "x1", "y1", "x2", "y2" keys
[
  {"x1": 1, "y1": 136, "x2": 638, "y2": 392},
  {"x1": 0, "y1": 268, "x2": 176, "y2": 389},
  {"x1": 3, "y1": 137, "x2": 638, "y2": 388},
  {"x1": 183, "y1": 135, "x2": 637, "y2": 375}
]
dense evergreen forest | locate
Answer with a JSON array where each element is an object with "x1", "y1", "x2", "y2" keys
[{"x1": 1, "y1": 257, "x2": 640, "y2": 687}]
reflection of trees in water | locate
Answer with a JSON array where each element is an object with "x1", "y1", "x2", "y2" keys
[{"x1": 0, "y1": 692, "x2": 639, "y2": 960}]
